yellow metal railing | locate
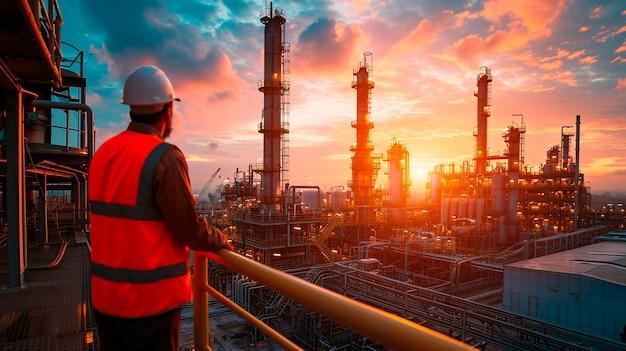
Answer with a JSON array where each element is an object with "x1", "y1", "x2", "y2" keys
[{"x1": 193, "y1": 250, "x2": 475, "y2": 351}]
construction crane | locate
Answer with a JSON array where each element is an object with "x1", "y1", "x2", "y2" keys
[{"x1": 197, "y1": 168, "x2": 221, "y2": 204}]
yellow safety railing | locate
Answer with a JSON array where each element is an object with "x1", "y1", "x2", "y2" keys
[{"x1": 193, "y1": 249, "x2": 475, "y2": 351}]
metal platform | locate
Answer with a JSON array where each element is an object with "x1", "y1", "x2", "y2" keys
[
  {"x1": 0, "y1": 235, "x2": 98, "y2": 350},
  {"x1": 0, "y1": 235, "x2": 271, "y2": 351}
]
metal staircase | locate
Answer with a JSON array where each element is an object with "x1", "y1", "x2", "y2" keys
[{"x1": 311, "y1": 215, "x2": 340, "y2": 262}]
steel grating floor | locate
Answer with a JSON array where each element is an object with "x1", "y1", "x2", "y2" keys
[
  {"x1": 0, "y1": 236, "x2": 259, "y2": 351},
  {"x1": 0, "y1": 237, "x2": 98, "y2": 351}
]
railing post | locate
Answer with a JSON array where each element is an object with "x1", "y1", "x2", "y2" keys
[{"x1": 193, "y1": 253, "x2": 211, "y2": 351}]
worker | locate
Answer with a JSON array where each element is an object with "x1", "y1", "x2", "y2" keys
[{"x1": 88, "y1": 65, "x2": 232, "y2": 351}]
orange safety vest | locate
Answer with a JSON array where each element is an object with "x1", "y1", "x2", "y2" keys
[{"x1": 88, "y1": 130, "x2": 191, "y2": 318}]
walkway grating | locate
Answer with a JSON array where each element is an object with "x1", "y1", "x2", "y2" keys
[{"x1": 0, "y1": 239, "x2": 98, "y2": 351}]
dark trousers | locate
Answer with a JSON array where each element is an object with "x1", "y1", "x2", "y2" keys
[{"x1": 94, "y1": 308, "x2": 181, "y2": 351}]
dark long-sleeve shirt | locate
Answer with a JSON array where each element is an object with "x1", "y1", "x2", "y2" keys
[{"x1": 127, "y1": 122, "x2": 230, "y2": 252}]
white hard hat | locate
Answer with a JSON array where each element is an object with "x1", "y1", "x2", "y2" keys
[{"x1": 121, "y1": 65, "x2": 180, "y2": 114}]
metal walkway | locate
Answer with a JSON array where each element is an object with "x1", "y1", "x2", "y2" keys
[{"x1": 0, "y1": 237, "x2": 98, "y2": 351}]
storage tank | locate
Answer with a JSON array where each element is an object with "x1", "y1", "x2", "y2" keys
[
  {"x1": 302, "y1": 190, "x2": 322, "y2": 211},
  {"x1": 491, "y1": 174, "x2": 506, "y2": 216},
  {"x1": 429, "y1": 173, "x2": 442, "y2": 205},
  {"x1": 328, "y1": 188, "x2": 347, "y2": 210},
  {"x1": 476, "y1": 198, "x2": 485, "y2": 224},
  {"x1": 441, "y1": 197, "x2": 450, "y2": 225},
  {"x1": 543, "y1": 163, "x2": 555, "y2": 175},
  {"x1": 468, "y1": 197, "x2": 477, "y2": 219},
  {"x1": 24, "y1": 111, "x2": 49, "y2": 144},
  {"x1": 450, "y1": 198, "x2": 459, "y2": 219},
  {"x1": 387, "y1": 139, "x2": 408, "y2": 208},
  {"x1": 498, "y1": 215, "x2": 507, "y2": 245},
  {"x1": 459, "y1": 197, "x2": 468, "y2": 218}
]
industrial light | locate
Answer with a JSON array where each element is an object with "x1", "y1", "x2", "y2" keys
[{"x1": 85, "y1": 331, "x2": 93, "y2": 345}]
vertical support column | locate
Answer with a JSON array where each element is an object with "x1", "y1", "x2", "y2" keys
[
  {"x1": 78, "y1": 174, "x2": 88, "y2": 231},
  {"x1": 574, "y1": 115, "x2": 580, "y2": 231},
  {"x1": 5, "y1": 91, "x2": 26, "y2": 288},
  {"x1": 71, "y1": 176, "x2": 80, "y2": 230},
  {"x1": 1, "y1": 180, "x2": 4, "y2": 232},
  {"x1": 193, "y1": 253, "x2": 210, "y2": 351},
  {"x1": 37, "y1": 173, "x2": 48, "y2": 244}
]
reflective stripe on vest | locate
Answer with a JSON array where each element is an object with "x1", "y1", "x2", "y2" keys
[{"x1": 91, "y1": 261, "x2": 187, "y2": 283}]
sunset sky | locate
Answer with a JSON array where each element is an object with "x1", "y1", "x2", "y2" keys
[{"x1": 58, "y1": 0, "x2": 626, "y2": 199}]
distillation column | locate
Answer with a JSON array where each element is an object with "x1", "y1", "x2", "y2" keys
[
  {"x1": 473, "y1": 67, "x2": 492, "y2": 174},
  {"x1": 258, "y1": 3, "x2": 288, "y2": 214},
  {"x1": 350, "y1": 52, "x2": 378, "y2": 224},
  {"x1": 385, "y1": 138, "x2": 411, "y2": 228},
  {"x1": 503, "y1": 123, "x2": 524, "y2": 244},
  {"x1": 561, "y1": 126, "x2": 574, "y2": 170}
]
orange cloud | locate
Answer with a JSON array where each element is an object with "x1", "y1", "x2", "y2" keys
[
  {"x1": 590, "y1": 6, "x2": 602, "y2": 19},
  {"x1": 540, "y1": 70, "x2": 577, "y2": 86},
  {"x1": 482, "y1": 0, "x2": 567, "y2": 39},
  {"x1": 522, "y1": 85, "x2": 555, "y2": 93},
  {"x1": 291, "y1": 18, "x2": 363, "y2": 79},
  {"x1": 579, "y1": 55, "x2": 598, "y2": 65},
  {"x1": 348, "y1": 0, "x2": 371, "y2": 14},
  {"x1": 579, "y1": 26, "x2": 590, "y2": 32},
  {"x1": 454, "y1": 10, "x2": 479, "y2": 27},
  {"x1": 617, "y1": 77, "x2": 626, "y2": 90},
  {"x1": 616, "y1": 39, "x2": 626, "y2": 54},
  {"x1": 386, "y1": 17, "x2": 444, "y2": 59},
  {"x1": 538, "y1": 60, "x2": 562, "y2": 70},
  {"x1": 611, "y1": 56, "x2": 626, "y2": 64},
  {"x1": 453, "y1": 28, "x2": 530, "y2": 69},
  {"x1": 445, "y1": 0, "x2": 569, "y2": 69},
  {"x1": 567, "y1": 49, "x2": 586, "y2": 60},
  {"x1": 383, "y1": 7, "x2": 484, "y2": 71},
  {"x1": 509, "y1": 46, "x2": 591, "y2": 76},
  {"x1": 507, "y1": 50, "x2": 535, "y2": 63},
  {"x1": 171, "y1": 52, "x2": 257, "y2": 132}
]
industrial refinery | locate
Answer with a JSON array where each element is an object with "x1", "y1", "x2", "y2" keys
[{"x1": 1, "y1": 1, "x2": 625, "y2": 351}]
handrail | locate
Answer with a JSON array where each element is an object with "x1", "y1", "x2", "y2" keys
[
  {"x1": 30, "y1": 100, "x2": 94, "y2": 160},
  {"x1": 193, "y1": 249, "x2": 475, "y2": 351}
]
